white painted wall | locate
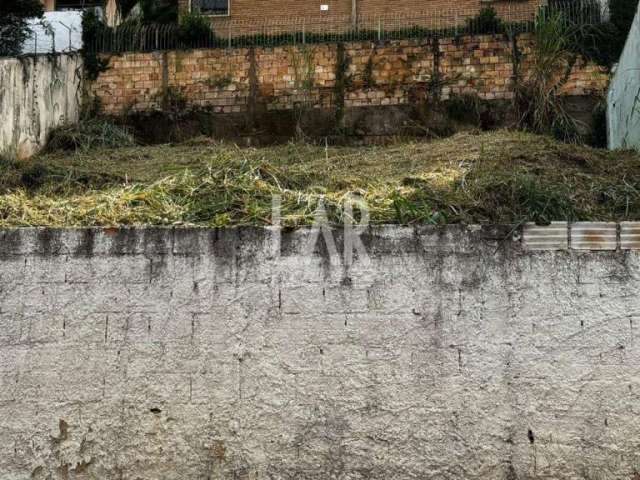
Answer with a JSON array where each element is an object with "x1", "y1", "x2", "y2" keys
[
  {"x1": 607, "y1": 2, "x2": 640, "y2": 150},
  {"x1": 0, "y1": 53, "x2": 83, "y2": 159},
  {"x1": 2, "y1": 226, "x2": 640, "y2": 479}
]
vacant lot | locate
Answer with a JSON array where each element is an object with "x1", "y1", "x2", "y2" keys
[{"x1": 1, "y1": 130, "x2": 639, "y2": 226}]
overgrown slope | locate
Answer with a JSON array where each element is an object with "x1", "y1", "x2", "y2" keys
[{"x1": 1, "y1": 130, "x2": 639, "y2": 227}]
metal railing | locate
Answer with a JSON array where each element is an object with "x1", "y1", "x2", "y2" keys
[
  {"x1": 86, "y1": 0, "x2": 608, "y2": 54},
  {"x1": 18, "y1": 15, "x2": 83, "y2": 56}
]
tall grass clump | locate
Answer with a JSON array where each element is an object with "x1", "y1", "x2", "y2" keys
[
  {"x1": 47, "y1": 119, "x2": 135, "y2": 152},
  {"x1": 516, "y1": 12, "x2": 582, "y2": 142}
]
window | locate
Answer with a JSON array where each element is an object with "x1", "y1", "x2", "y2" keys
[
  {"x1": 54, "y1": 0, "x2": 102, "y2": 10},
  {"x1": 192, "y1": 0, "x2": 230, "y2": 16}
]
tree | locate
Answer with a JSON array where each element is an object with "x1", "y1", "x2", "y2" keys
[
  {"x1": 140, "y1": 0, "x2": 178, "y2": 24},
  {"x1": 0, "y1": 0, "x2": 44, "y2": 57},
  {"x1": 119, "y1": 0, "x2": 178, "y2": 24}
]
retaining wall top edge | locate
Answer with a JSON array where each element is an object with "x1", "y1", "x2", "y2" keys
[{"x1": 0, "y1": 225, "x2": 517, "y2": 257}]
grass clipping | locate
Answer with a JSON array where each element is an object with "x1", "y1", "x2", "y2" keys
[{"x1": 1, "y1": 130, "x2": 640, "y2": 227}]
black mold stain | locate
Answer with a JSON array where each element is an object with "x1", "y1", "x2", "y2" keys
[
  {"x1": 109, "y1": 228, "x2": 140, "y2": 255},
  {"x1": 143, "y1": 227, "x2": 172, "y2": 256},
  {"x1": 37, "y1": 229, "x2": 63, "y2": 256},
  {"x1": 73, "y1": 229, "x2": 96, "y2": 257},
  {"x1": 0, "y1": 230, "x2": 22, "y2": 259},
  {"x1": 149, "y1": 256, "x2": 168, "y2": 281},
  {"x1": 208, "y1": 229, "x2": 236, "y2": 270}
]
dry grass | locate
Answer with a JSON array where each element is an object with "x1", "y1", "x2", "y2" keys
[{"x1": 1, "y1": 129, "x2": 639, "y2": 227}]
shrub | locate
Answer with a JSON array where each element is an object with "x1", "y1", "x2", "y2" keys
[
  {"x1": 139, "y1": 0, "x2": 178, "y2": 24},
  {"x1": 47, "y1": 120, "x2": 135, "y2": 152},
  {"x1": 466, "y1": 7, "x2": 503, "y2": 34},
  {"x1": 571, "y1": 21, "x2": 621, "y2": 68},
  {"x1": 178, "y1": 12, "x2": 214, "y2": 48},
  {"x1": 516, "y1": 12, "x2": 582, "y2": 142},
  {"x1": 81, "y1": 9, "x2": 110, "y2": 79},
  {"x1": 543, "y1": 0, "x2": 638, "y2": 67}
]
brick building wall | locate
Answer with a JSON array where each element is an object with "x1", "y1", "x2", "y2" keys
[
  {"x1": 178, "y1": 0, "x2": 541, "y2": 36},
  {"x1": 89, "y1": 34, "x2": 609, "y2": 116}
]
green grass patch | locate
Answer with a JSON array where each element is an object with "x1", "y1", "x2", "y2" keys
[{"x1": 1, "y1": 130, "x2": 639, "y2": 227}]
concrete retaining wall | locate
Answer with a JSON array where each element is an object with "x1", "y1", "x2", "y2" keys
[
  {"x1": 607, "y1": 2, "x2": 640, "y2": 150},
  {"x1": 0, "y1": 54, "x2": 83, "y2": 160},
  {"x1": 2, "y1": 226, "x2": 640, "y2": 479}
]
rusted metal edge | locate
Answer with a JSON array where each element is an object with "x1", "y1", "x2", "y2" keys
[
  {"x1": 570, "y1": 222, "x2": 617, "y2": 251},
  {"x1": 522, "y1": 222, "x2": 640, "y2": 251}
]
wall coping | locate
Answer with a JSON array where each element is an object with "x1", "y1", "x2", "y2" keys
[{"x1": 0, "y1": 223, "x2": 638, "y2": 257}]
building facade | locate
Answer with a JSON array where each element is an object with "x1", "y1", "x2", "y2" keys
[
  {"x1": 41, "y1": 0, "x2": 103, "y2": 11},
  {"x1": 178, "y1": 0, "x2": 541, "y2": 36}
]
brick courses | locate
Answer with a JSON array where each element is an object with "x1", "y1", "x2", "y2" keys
[
  {"x1": 178, "y1": 0, "x2": 540, "y2": 35},
  {"x1": 89, "y1": 35, "x2": 610, "y2": 115}
]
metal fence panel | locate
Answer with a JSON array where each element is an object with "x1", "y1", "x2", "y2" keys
[{"x1": 85, "y1": 0, "x2": 608, "y2": 54}]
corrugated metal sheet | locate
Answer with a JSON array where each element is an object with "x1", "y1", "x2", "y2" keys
[
  {"x1": 620, "y1": 222, "x2": 640, "y2": 250},
  {"x1": 570, "y1": 222, "x2": 617, "y2": 250},
  {"x1": 522, "y1": 222, "x2": 568, "y2": 250}
]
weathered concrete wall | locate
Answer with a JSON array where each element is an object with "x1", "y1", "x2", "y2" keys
[
  {"x1": 2, "y1": 226, "x2": 640, "y2": 479},
  {"x1": 607, "y1": 2, "x2": 640, "y2": 150},
  {"x1": 0, "y1": 54, "x2": 83, "y2": 160}
]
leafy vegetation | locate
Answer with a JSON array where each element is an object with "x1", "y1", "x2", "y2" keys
[
  {"x1": 0, "y1": 0, "x2": 43, "y2": 57},
  {"x1": 177, "y1": 11, "x2": 214, "y2": 47},
  {"x1": 47, "y1": 119, "x2": 135, "y2": 152},
  {"x1": 466, "y1": 7, "x2": 503, "y2": 34},
  {"x1": 118, "y1": 0, "x2": 178, "y2": 24},
  {"x1": 82, "y1": 9, "x2": 110, "y2": 80},
  {"x1": 0, "y1": 130, "x2": 639, "y2": 227},
  {"x1": 515, "y1": 12, "x2": 583, "y2": 142},
  {"x1": 546, "y1": 0, "x2": 640, "y2": 67}
]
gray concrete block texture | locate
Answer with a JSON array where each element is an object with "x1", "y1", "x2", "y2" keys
[{"x1": 1, "y1": 226, "x2": 640, "y2": 479}]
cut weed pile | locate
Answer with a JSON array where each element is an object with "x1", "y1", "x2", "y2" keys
[{"x1": 1, "y1": 130, "x2": 639, "y2": 227}]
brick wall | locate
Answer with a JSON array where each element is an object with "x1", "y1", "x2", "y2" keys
[
  {"x1": 178, "y1": 0, "x2": 540, "y2": 35},
  {"x1": 90, "y1": 35, "x2": 609, "y2": 116}
]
